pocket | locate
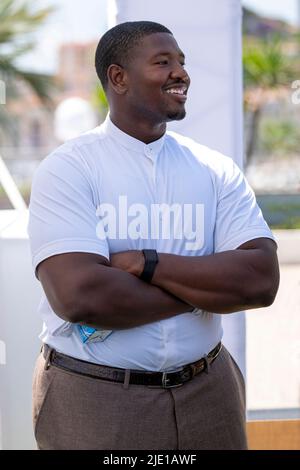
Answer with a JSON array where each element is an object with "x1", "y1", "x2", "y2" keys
[
  {"x1": 228, "y1": 352, "x2": 245, "y2": 387},
  {"x1": 32, "y1": 354, "x2": 57, "y2": 441}
]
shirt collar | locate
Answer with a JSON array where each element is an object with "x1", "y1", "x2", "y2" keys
[{"x1": 101, "y1": 113, "x2": 166, "y2": 161}]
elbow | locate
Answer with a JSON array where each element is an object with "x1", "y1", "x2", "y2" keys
[
  {"x1": 239, "y1": 244, "x2": 280, "y2": 310},
  {"x1": 54, "y1": 286, "x2": 112, "y2": 327},
  {"x1": 60, "y1": 294, "x2": 105, "y2": 325},
  {"x1": 245, "y1": 274, "x2": 279, "y2": 309},
  {"x1": 40, "y1": 278, "x2": 88, "y2": 324},
  {"x1": 63, "y1": 305, "x2": 84, "y2": 324},
  {"x1": 260, "y1": 266, "x2": 280, "y2": 307},
  {"x1": 263, "y1": 277, "x2": 280, "y2": 306},
  {"x1": 48, "y1": 285, "x2": 92, "y2": 324},
  {"x1": 51, "y1": 296, "x2": 84, "y2": 324},
  {"x1": 259, "y1": 288, "x2": 277, "y2": 308}
]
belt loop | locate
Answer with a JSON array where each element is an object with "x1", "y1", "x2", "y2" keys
[
  {"x1": 203, "y1": 354, "x2": 210, "y2": 374},
  {"x1": 44, "y1": 346, "x2": 54, "y2": 371},
  {"x1": 123, "y1": 369, "x2": 131, "y2": 389},
  {"x1": 189, "y1": 364, "x2": 197, "y2": 378}
]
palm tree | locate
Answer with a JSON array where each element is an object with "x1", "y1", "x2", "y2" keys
[
  {"x1": 243, "y1": 34, "x2": 298, "y2": 163},
  {"x1": 0, "y1": 0, "x2": 55, "y2": 130},
  {"x1": 0, "y1": 0, "x2": 55, "y2": 207}
]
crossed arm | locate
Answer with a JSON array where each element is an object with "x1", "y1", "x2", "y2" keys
[
  {"x1": 110, "y1": 238, "x2": 279, "y2": 314},
  {"x1": 37, "y1": 237, "x2": 279, "y2": 330}
]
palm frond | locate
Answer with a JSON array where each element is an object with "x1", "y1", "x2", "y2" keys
[
  {"x1": 243, "y1": 35, "x2": 296, "y2": 89},
  {"x1": 0, "y1": 0, "x2": 56, "y2": 104},
  {"x1": 0, "y1": 1, "x2": 53, "y2": 44},
  {"x1": 0, "y1": 60, "x2": 54, "y2": 103},
  {"x1": 18, "y1": 70, "x2": 54, "y2": 104}
]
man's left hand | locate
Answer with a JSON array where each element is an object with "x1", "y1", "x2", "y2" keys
[{"x1": 110, "y1": 250, "x2": 144, "y2": 277}]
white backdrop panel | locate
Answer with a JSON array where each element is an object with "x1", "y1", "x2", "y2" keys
[{"x1": 111, "y1": 0, "x2": 245, "y2": 374}]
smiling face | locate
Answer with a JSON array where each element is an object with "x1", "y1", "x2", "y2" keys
[{"x1": 110, "y1": 32, "x2": 190, "y2": 125}]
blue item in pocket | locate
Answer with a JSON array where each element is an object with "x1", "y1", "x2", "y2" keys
[{"x1": 77, "y1": 325, "x2": 113, "y2": 343}]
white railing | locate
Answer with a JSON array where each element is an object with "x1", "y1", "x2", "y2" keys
[
  {"x1": 0, "y1": 155, "x2": 27, "y2": 211},
  {"x1": 0, "y1": 156, "x2": 41, "y2": 449}
]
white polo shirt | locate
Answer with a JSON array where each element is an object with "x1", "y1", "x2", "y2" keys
[{"x1": 28, "y1": 114, "x2": 275, "y2": 371}]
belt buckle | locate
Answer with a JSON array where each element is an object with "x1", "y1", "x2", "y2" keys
[{"x1": 161, "y1": 372, "x2": 183, "y2": 389}]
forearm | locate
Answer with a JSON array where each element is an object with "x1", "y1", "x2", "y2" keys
[
  {"x1": 71, "y1": 265, "x2": 193, "y2": 330},
  {"x1": 151, "y1": 246, "x2": 279, "y2": 313}
]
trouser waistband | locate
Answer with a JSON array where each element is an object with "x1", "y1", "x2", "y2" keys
[{"x1": 42, "y1": 342, "x2": 222, "y2": 389}]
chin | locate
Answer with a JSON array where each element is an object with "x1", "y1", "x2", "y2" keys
[{"x1": 166, "y1": 108, "x2": 186, "y2": 121}]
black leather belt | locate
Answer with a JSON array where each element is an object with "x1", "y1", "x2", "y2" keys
[{"x1": 42, "y1": 342, "x2": 222, "y2": 389}]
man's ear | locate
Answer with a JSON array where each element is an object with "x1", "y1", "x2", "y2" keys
[{"x1": 107, "y1": 64, "x2": 128, "y2": 94}]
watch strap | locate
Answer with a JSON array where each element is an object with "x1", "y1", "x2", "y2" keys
[{"x1": 140, "y1": 249, "x2": 158, "y2": 283}]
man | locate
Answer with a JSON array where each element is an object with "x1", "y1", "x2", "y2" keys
[{"x1": 28, "y1": 21, "x2": 279, "y2": 450}]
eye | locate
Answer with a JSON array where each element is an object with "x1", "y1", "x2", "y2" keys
[{"x1": 155, "y1": 60, "x2": 169, "y2": 65}]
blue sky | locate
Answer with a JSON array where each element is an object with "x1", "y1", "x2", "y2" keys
[
  {"x1": 19, "y1": 0, "x2": 299, "y2": 73},
  {"x1": 18, "y1": 0, "x2": 108, "y2": 72},
  {"x1": 242, "y1": 0, "x2": 298, "y2": 25}
]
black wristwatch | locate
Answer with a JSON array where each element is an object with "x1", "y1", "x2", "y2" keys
[{"x1": 140, "y1": 249, "x2": 159, "y2": 283}]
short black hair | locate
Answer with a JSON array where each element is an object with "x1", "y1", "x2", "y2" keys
[{"x1": 95, "y1": 21, "x2": 172, "y2": 90}]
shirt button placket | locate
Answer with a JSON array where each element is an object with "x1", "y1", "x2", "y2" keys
[
  {"x1": 152, "y1": 153, "x2": 159, "y2": 250},
  {"x1": 145, "y1": 146, "x2": 158, "y2": 249}
]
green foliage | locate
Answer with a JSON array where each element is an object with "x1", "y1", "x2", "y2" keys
[
  {"x1": 243, "y1": 34, "x2": 299, "y2": 161},
  {"x1": 0, "y1": 0, "x2": 55, "y2": 103},
  {"x1": 91, "y1": 84, "x2": 109, "y2": 117},
  {"x1": 258, "y1": 196, "x2": 300, "y2": 230},
  {"x1": 260, "y1": 119, "x2": 300, "y2": 155},
  {"x1": 271, "y1": 217, "x2": 300, "y2": 229},
  {"x1": 243, "y1": 35, "x2": 296, "y2": 89},
  {"x1": 0, "y1": 0, "x2": 52, "y2": 42},
  {"x1": 267, "y1": 201, "x2": 300, "y2": 213}
]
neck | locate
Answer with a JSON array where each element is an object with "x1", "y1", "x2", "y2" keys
[{"x1": 109, "y1": 109, "x2": 166, "y2": 144}]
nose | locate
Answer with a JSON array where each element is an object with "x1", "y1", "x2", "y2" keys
[{"x1": 170, "y1": 62, "x2": 190, "y2": 84}]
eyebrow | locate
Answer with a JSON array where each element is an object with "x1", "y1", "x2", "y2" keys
[{"x1": 151, "y1": 51, "x2": 185, "y2": 60}]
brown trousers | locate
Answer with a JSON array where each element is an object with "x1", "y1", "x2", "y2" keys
[{"x1": 32, "y1": 345, "x2": 247, "y2": 450}]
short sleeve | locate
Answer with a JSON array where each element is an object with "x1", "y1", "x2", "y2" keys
[
  {"x1": 213, "y1": 155, "x2": 275, "y2": 253},
  {"x1": 28, "y1": 148, "x2": 110, "y2": 276}
]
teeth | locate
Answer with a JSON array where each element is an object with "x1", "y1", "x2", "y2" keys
[{"x1": 165, "y1": 88, "x2": 186, "y2": 95}]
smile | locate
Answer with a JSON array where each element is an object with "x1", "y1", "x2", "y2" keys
[
  {"x1": 163, "y1": 86, "x2": 188, "y2": 102},
  {"x1": 165, "y1": 88, "x2": 186, "y2": 95}
]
